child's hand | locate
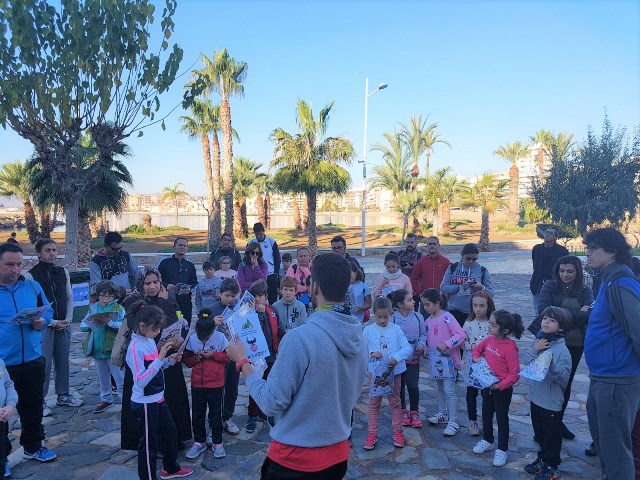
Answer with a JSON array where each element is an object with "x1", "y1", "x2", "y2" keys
[
  {"x1": 534, "y1": 339, "x2": 550, "y2": 351},
  {"x1": 0, "y1": 405, "x2": 16, "y2": 422},
  {"x1": 158, "y1": 342, "x2": 172, "y2": 360},
  {"x1": 415, "y1": 346, "x2": 424, "y2": 355},
  {"x1": 214, "y1": 315, "x2": 224, "y2": 326},
  {"x1": 473, "y1": 356, "x2": 481, "y2": 363},
  {"x1": 389, "y1": 357, "x2": 398, "y2": 366},
  {"x1": 168, "y1": 352, "x2": 182, "y2": 363},
  {"x1": 370, "y1": 351, "x2": 382, "y2": 360},
  {"x1": 201, "y1": 351, "x2": 213, "y2": 359},
  {"x1": 195, "y1": 352, "x2": 203, "y2": 361},
  {"x1": 489, "y1": 383, "x2": 500, "y2": 390},
  {"x1": 436, "y1": 342, "x2": 448, "y2": 353}
]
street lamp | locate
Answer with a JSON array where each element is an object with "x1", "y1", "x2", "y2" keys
[{"x1": 361, "y1": 78, "x2": 388, "y2": 257}]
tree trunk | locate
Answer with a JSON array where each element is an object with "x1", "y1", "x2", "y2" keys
[
  {"x1": 211, "y1": 132, "x2": 222, "y2": 248},
  {"x1": 432, "y1": 208, "x2": 439, "y2": 237},
  {"x1": 425, "y1": 150, "x2": 431, "y2": 178},
  {"x1": 89, "y1": 215, "x2": 100, "y2": 238},
  {"x1": 401, "y1": 215, "x2": 408, "y2": 243},
  {"x1": 411, "y1": 162, "x2": 419, "y2": 189},
  {"x1": 39, "y1": 207, "x2": 53, "y2": 239},
  {"x1": 412, "y1": 215, "x2": 422, "y2": 235},
  {"x1": 174, "y1": 202, "x2": 179, "y2": 226},
  {"x1": 293, "y1": 195, "x2": 302, "y2": 230},
  {"x1": 257, "y1": 192, "x2": 266, "y2": 226},
  {"x1": 63, "y1": 197, "x2": 80, "y2": 267},
  {"x1": 479, "y1": 209, "x2": 490, "y2": 251},
  {"x1": 221, "y1": 95, "x2": 234, "y2": 236},
  {"x1": 77, "y1": 209, "x2": 92, "y2": 267},
  {"x1": 307, "y1": 191, "x2": 318, "y2": 254},
  {"x1": 302, "y1": 196, "x2": 309, "y2": 232},
  {"x1": 508, "y1": 163, "x2": 520, "y2": 225},
  {"x1": 233, "y1": 200, "x2": 244, "y2": 239},
  {"x1": 240, "y1": 202, "x2": 248, "y2": 238},
  {"x1": 49, "y1": 204, "x2": 59, "y2": 235},
  {"x1": 200, "y1": 132, "x2": 217, "y2": 252},
  {"x1": 142, "y1": 214, "x2": 152, "y2": 231},
  {"x1": 264, "y1": 194, "x2": 271, "y2": 229},
  {"x1": 442, "y1": 200, "x2": 451, "y2": 235},
  {"x1": 23, "y1": 200, "x2": 40, "y2": 244},
  {"x1": 535, "y1": 147, "x2": 545, "y2": 178}
]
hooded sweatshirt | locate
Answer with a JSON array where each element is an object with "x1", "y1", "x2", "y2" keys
[
  {"x1": 440, "y1": 262, "x2": 494, "y2": 313},
  {"x1": 372, "y1": 270, "x2": 413, "y2": 298},
  {"x1": 0, "y1": 358, "x2": 18, "y2": 410},
  {"x1": 391, "y1": 309, "x2": 426, "y2": 364},
  {"x1": 521, "y1": 335, "x2": 572, "y2": 411},
  {"x1": 272, "y1": 298, "x2": 308, "y2": 331},
  {"x1": 363, "y1": 322, "x2": 413, "y2": 375},
  {"x1": 245, "y1": 308, "x2": 368, "y2": 448},
  {"x1": 195, "y1": 276, "x2": 222, "y2": 311}
]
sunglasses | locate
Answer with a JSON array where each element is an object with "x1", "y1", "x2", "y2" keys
[
  {"x1": 331, "y1": 245, "x2": 344, "y2": 251},
  {"x1": 109, "y1": 245, "x2": 123, "y2": 251},
  {"x1": 250, "y1": 251, "x2": 259, "y2": 256}
]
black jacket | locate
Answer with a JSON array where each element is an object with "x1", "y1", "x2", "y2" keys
[
  {"x1": 28, "y1": 262, "x2": 69, "y2": 320},
  {"x1": 530, "y1": 243, "x2": 569, "y2": 294},
  {"x1": 157, "y1": 255, "x2": 198, "y2": 295}
]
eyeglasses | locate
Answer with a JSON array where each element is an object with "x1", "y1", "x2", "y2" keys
[
  {"x1": 98, "y1": 293, "x2": 114, "y2": 299},
  {"x1": 463, "y1": 256, "x2": 478, "y2": 262},
  {"x1": 331, "y1": 245, "x2": 344, "y2": 251},
  {"x1": 109, "y1": 245, "x2": 123, "y2": 251},
  {"x1": 250, "y1": 251, "x2": 259, "y2": 256},
  {"x1": 427, "y1": 242, "x2": 438, "y2": 246}
]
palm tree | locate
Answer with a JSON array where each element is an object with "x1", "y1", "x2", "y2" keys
[
  {"x1": 423, "y1": 127, "x2": 451, "y2": 178},
  {"x1": 370, "y1": 132, "x2": 412, "y2": 196},
  {"x1": 495, "y1": 141, "x2": 529, "y2": 225},
  {"x1": 232, "y1": 157, "x2": 265, "y2": 238},
  {"x1": 393, "y1": 190, "x2": 424, "y2": 243},
  {"x1": 423, "y1": 167, "x2": 454, "y2": 236},
  {"x1": 161, "y1": 183, "x2": 188, "y2": 225},
  {"x1": 191, "y1": 49, "x2": 248, "y2": 236},
  {"x1": 0, "y1": 160, "x2": 41, "y2": 243},
  {"x1": 551, "y1": 132, "x2": 575, "y2": 162},
  {"x1": 271, "y1": 99, "x2": 354, "y2": 252},
  {"x1": 461, "y1": 174, "x2": 508, "y2": 251},
  {"x1": 439, "y1": 173, "x2": 464, "y2": 235},
  {"x1": 530, "y1": 129, "x2": 554, "y2": 177}
]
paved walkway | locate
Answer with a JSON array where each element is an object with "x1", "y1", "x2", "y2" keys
[{"x1": 6, "y1": 251, "x2": 601, "y2": 479}]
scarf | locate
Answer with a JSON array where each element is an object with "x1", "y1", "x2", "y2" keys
[
  {"x1": 382, "y1": 269, "x2": 403, "y2": 281},
  {"x1": 535, "y1": 330, "x2": 565, "y2": 342}
]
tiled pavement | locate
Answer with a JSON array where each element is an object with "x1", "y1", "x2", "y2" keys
[{"x1": 6, "y1": 250, "x2": 601, "y2": 479}]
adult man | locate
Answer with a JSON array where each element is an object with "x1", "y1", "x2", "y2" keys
[
  {"x1": 0, "y1": 242, "x2": 57, "y2": 462},
  {"x1": 583, "y1": 228, "x2": 640, "y2": 480},
  {"x1": 90, "y1": 231, "x2": 140, "y2": 291},
  {"x1": 251, "y1": 223, "x2": 281, "y2": 305},
  {"x1": 209, "y1": 233, "x2": 242, "y2": 270},
  {"x1": 227, "y1": 253, "x2": 367, "y2": 479},
  {"x1": 28, "y1": 239, "x2": 82, "y2": 416},
  {"x1": 157, "y1": 237, "x2": 198, "y2": 322},
  {"x1": 396, "y1": 233, "x2": 422, "y2": 278},
  {"x1": 330, "y1": 235, "x2": 364, "y2": 280},
  {"x1": 411, "y1": 236, "x2": 450, "y2": 310},
  {"x1": 530, "y1": 227, "x2": 568, "y2": 316}
]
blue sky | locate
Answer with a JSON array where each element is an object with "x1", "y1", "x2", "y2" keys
[{"x1": 1, "y1": 0, "x2": 639, "y2": 196}]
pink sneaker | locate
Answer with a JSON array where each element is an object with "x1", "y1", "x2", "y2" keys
[
  {"x1": 160, "y1": 466, "x2": 194, "y2": 479},
  {"x1": 401, "y1": 409, "x2": 411, "y2": 427},
  {"x1": 393, "y1": 430, "x2": 405, "y2": 448},
  {"x1": 410, "y1": 411, "x2": 422, "y2": 428},
  {"x1": 363, "y1": 432, "x2": 377, "y2": 450}
]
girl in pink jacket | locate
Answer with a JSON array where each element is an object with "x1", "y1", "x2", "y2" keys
[
  {"x1": 420, "y1": 288, "x2": 466, "y2": 437},
  {"x1": 372, "y1": 253, "x2": 413, "y2": 298}
]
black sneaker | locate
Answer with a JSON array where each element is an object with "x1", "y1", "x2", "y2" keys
[
  {"x1": 525, "y1": 458, "x2": 546, "y2": 474},
  {"x1": 560, "y1": 422, "x2": 575, "y2": 440},
  {"x1": 93, "y1": 401, "x2": 113, "y2": 413},
  {"x1": 585, "y1": 442, "x2": 597, "y2": 457},
  {"x1": 245, "y1": 416, "x2": 257, "y2": 433}
]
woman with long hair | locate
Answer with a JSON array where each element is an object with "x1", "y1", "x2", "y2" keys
[{"x1": 237, "y1": 242, "x2": 268, "y2": 294}]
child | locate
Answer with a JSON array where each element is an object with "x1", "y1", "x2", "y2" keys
[
  {"x1": 214, "y1": 256, "x2": 237, "y2": 279},
  {"x1": 272, "y1": 276, "x2": 308, "y2": 331},
  {"x1": 183, "y1": 309, "x2": 229, "y2": 460},
  {"x1": 464, "y1": 291, "x2": 495, "y2": 436},
  {"x1": 126, "y1": 301, "x2": 193, "y2": 480},
  {"x1": 472, "y1": 309, "x2": 524, "y2": 467},
  {"x1": 245, "y1": 280, "x2": 284, "y2": 433},
  {"x1": 286, "y1": 247, "x2": 312, "y2": 309},
  {"x1": 279, "y1": 253, "x2": 293, "y2": 278},
  {"x1": 211, "y1": 278, "x2": 241, "y2": 436},
  {"x1": 0, "y1": 358, "x2": 17, "y2": 479},
  {"x1": 346, "y1": 262, "x2": 372, "y2": 323},
  {"x1": 521, "y1": 306, "x2": 572, "y2": 480},
  {"x1": 372, "y1": 252, "x2": 413, "y2": 298},
  {"x1": 390, "y1": 289, "x2": 426, "y2": 428},
  {"x1": 421, "y1": 288, "x2": 466, "y2": 436},
  {"x1": 195, "y1": 261, "x2": 222, "y2": 312},
  {"x1": 362, "y1": 297, "x2": 413, "y2": 450},
  {"x1": 80, "y1": 280, "x2": 126, "y2": 413}
]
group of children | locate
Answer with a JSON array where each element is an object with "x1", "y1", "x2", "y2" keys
[{"x1": 363, "y1": 285, "x2": 572, "y2": 480}]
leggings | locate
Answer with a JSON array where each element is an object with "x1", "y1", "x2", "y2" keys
[
  {"x1": 482, "y1": 387, "x2": 513, "y2": 451},
  {"x1": 400, "y1": 363, "x2": 420, "y2": 411}
]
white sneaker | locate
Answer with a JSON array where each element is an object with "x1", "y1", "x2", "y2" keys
[
  {"x1": 493, "y1": 449, "x2": 508, "y2": 466},
  {"x1": 473, "y1": 439, "x2": 495, "y2": 454},
  {"x1": 468, "y1": 420, "x2": 481, "y2": 436},
  {"x1": 185, "y1": 442, "x2": 207, "y2": 459},
  {"x1": 224, "y1": 419, "x2": 240, "y2": 435},
  {"x1": 443, "y1": 421, "x2": 460, "y2": 436},
  {"x1": 427, "y1": 412, "x2": 449, "y2": 425},
  {"x1": 42, "y1": 404, "x2": 52, "y2": 417}
]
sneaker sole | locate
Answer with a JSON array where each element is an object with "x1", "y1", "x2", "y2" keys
[
  {"x1": 213, "y1": 453, "x2": 226, "y2": 458},
  {"x1": 23, "y1": 453, "x2": 57, "y2": 462},
  {"x1": 393, "y1": 442, "x2": 405, "y2": 447},
  {"x1": 363, "y1": 439, "x2": 377, "y2": 450},
  {"x1": 185, "y1": 450, "x2": 206, "y2": 459}
]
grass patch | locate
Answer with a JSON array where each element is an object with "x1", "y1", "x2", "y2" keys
[
  {"x1": 496, "y1": 223, "x2": 537, "y2": 234},
  {"x1": 90, "y1": 237, "x2": 137, "y2": 249},
  {"x1": 158, "y1": 243, "x2": 209, "y2": 253},
  {"x1": 316, "y1": 223, "x2": 346, "y2": 232},
  {"x1": 450, "y1": 219, "x2": 473, "y2": 228},
  {"x1": 370, "y1": 225, "x2": 403, "y2": 234},
  {"x1": 122, "y1": 225, "x2": 190, "y2": 235}
]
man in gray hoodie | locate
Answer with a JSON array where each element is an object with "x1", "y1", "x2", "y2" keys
[{"x1": 228, "y1": 252, "x2": 368, "y2": 479}]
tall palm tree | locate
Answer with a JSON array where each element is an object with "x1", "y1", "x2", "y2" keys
[
  {"x1": 439, "y1": 173, "x2": 464, "y2": 235},
  {"x1": 393, "y1": 190, "x2": 423, "y2": 243},
  {"x1": 192, "y1": 49, "x2": 248, "y2": 236},
  {"x1": 370, "y1": 132, "x2": 412, "y2": 196},
  {"x1": 161, "y1": 182, "x2": 188, "y2": 225},
  {"x1": 461, "y1": 174, "x2": 508, "y2": 251},
  {"x1": 423, "y1": 167, "x2": 454, "y2": 236},
  {"x1": 271, "y1": 99, "x2": 354, "y2": 252},
  {"x1": 423, "y1": 127, "x2": 451, "y2": 178},
  {"x1": 551, "y1": 132, "x2": 575, "y2": 162},
  {"x1": 232, "y1": 157, "x2": 265, "y2": 239},
  {"x1": 530, "y1": 129, "x2": 554, "y2": 177},
  {"x1": 495, "y1": 141, "x2": 529, "y2": 225},
  {"x1": 0, "y1": 160, "x2": 40, "y2": 243}
]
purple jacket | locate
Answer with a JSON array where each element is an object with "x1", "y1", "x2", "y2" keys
[{"x1": 237, "y1": 261, "x2": 269, "y2": 292}]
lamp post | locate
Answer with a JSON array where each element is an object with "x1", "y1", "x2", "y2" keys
[{"x1": 361, "y1": 77, "x2": 387, "y2": 257}]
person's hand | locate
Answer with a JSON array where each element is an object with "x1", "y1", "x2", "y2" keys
[
  {"x1": 255, "y1": 302, "x2": 266, "y2": 313},
  {"x1": 382, "y1": 278, "x2": 390, "y2": 286},
  {"x1": 56, "y1": 320, "x2": 70, "y2": 330},
  {"x1": 31, "y1": 317, "x2": 45, "y2": 331},
  {"x1": 534, "y1": 338, "x2": 550, "y2": 351},
  {"x1": 415, "y1": 346, "x2": 424, "y2": 355},
  {"x1": 489, "y1": 383, "x2": 500, "y2": 390},
  {"x1": 181, "y1": 286, "x2": 191, "y2": 294},
  {"x1": 226, "y1": 334, "x2": 248, "y2": 362},
  {"x1": 0, "y1": 405, "x2": 16, "y2": 422},
  {"x1": 251, "y1": 256, "x2": 258, "y2": 267},
  {"x1": 436, "y1": 342, "x2": 448, "y2": 353},
  {"x1": 580, "y1": 305, "x2": 590, "y2": 312},
  {"x1": 473, "y1": 356, "x2": 481, "y2": 363},
  {"x1": 195, "y1": 352, "x2": 203, "y2": 361},
  {"x1": 201, "y1": 350, "x2": 213, "y2": 359},
  {"x1": 168, "y1": 352, "x2": 182, "y2": 363},
  {"x1": 370, "y1": 351, "x2": 382, "y2": 360},
  {"x1": 158, "y1": 342, "x2": 172, "y2": 360},
  {"x1": 214, "y1": 315, "x2": 224, "y2": 326},
  {"x1": 389, "y1": 357, "x2": 398, "y2": 366},
  {"x1": 158, "y1": 286, "x2": 169, "y2": 300},
  {"x1": 167, "y1": 284, "x2": 178, "y2": 293}
]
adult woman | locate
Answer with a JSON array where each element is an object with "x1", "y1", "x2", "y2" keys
[
  {"x1": 237, "y1": 243, "x2": 268, "y2": 293},
  {"x1": 209, "y1": 233, "x2": 243, "y2": 270},
  {"x1": 120, "y1": 267, "x2": 192, "y2": 450},
  {"x1": 531, "y1": 255, "x2": 593, "y2": 440},
  {"x1": 440, "y1": 243, "x2": 494, "y2": 327}
]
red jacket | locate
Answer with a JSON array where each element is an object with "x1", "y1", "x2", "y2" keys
[
  {"x1": 183, "y1": 334, "x2": 229, "y2": 388},
  {"x1": 263, "y1": 305, "x2": 280, "y2": 354},
  {"x1": 411, "y1": 254, "x2": 451, "y2": 294}
]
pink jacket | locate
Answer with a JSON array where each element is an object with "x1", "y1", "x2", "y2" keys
[
  {"x1": 372, "y1": 272, "x2": 413, "y2": 297},
  {"x1": 286, "y1": 265, "x2": 311, "y2": 294},
  {"x1": 426, "y1": 310, "x2": 466, "y2": 369}
]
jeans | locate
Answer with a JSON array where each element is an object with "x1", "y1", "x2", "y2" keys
[
  {"x1": 261, "y1": 457, "x2": 347, "y2": 480},
  {"x1": 400, "y1": 363, "x2": 420, "y2": 411},
  {"x1": 531, "y1": 402, "x2": 562, "y2": 468},
  {"x1": 41, "y1": 326, "x2": 71, "y2": 397},
  {"x1": 223, "y1": 361, "x2": 240, "y2": 422},
  {"x1": 131, "y1": 400, "x2": 180, "y2": 480},
  {"x1": 481, "y1": 386, "x2": 513, "y2": 451},
  {"x1": 191, "y1": 387, "x2": 223, "y2": 445},
  {"x1": 6, "y1": 357, "x2": 45, "y2": 453},
  {"x1": 94, "y1": 358, "x2": 124, "y2": 403},
  {"x1": 368, "y1": 375, "x2": 402, "y2": 434}
]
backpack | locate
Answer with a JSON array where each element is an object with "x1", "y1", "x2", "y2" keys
[{"x1": 110, "y1": 317, "x2": 132, "y2": 367}]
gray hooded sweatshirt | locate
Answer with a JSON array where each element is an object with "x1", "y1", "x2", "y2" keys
[
  {"x1": 245, "y1": 308, "x2": 368, "y2": 448},
  {"x1": 440, "y1": 262, "x2": 494, "y2": 314}
]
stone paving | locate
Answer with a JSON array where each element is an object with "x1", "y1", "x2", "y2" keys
[{"x1": 5, "y1": 250, "x2": 602, "y2": 479}]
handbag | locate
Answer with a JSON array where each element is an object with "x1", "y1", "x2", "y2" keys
[{"x1": 110, "y1": 317, "x2": 132, "y2": 368}]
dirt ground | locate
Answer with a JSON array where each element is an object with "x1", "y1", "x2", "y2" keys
[{"x1": 13, "y1": 210, "x2": 541, "y2": 255}]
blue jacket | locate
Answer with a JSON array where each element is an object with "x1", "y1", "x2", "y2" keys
[
  {"x1": 585, "y1": 264, "x2": 640, "y2": 382},
  {"x1": 0, "y1": 277, "x2": 53, "y2": 366}
]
